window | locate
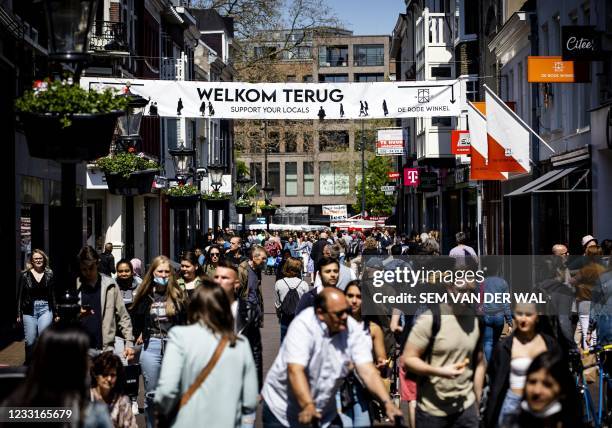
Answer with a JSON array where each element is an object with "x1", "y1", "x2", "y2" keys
[
  {"x1": 318, "y1": 46, "x2": 348, "y2": 67},
  {"x1": 353, "y1": 44, "x2": 384, "y2": 66},
  {"x1": 319, "y1": 74, "x2": 348, "y2": 83},
  {"x1": 268, "y1": 162, "x2": 280, "y2": 196},
  {"x1": 431, "y1": 66, "x2": 451, "y2": 79},
  {"x1": 248, "y1": 132, "x2": 262, "y2": 153},
  {"x1": 296, "y1": 46, "x2": 312, "y2": 59},
  {"x1": 302, "y1": 75, "x2": 313, "y2": 82},
  {"x1": 267, "y1": 131, "x2": 280, "y2": 153},
  {"x1": 319, "y1": 130, "x2": 349, "y2": 151},
  {"x1": 286, "y1": 75, "x2": 296, "y2": 82},
  {"x1": 355, "y1": 73, "x2": 384, "y2": 82},
  {"x1": 466, "y1": 79, "x2": 478, "y2": 101},
  {"x1": 319, "y1": 161, "x2": 349, "y2": 195},
  {"x1": 285, "y1": 162, "x2": 297, "y2": 196},
  {"x1": 303, "y1": 133, "x2": 314, "y2": 152},
  {"x1": 432, "y1": 117, "x2": 452, "y2": 127},
  {"x1": 250, "y1": 162, "x2": 262, "y2": 188},
  {"x1": 303, "y1": 162, "x2": 314, "y2": 196},
  {"x1": 285, "y1": 132, "x2": 297, "y2": 152},
  {"x1": 355, "y1": 128, "x2": 376, "y2": 152}
]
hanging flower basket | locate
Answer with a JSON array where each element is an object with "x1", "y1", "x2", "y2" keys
[
  {"x1": 204, "y1": 198, "x2": 229, "y2": 211},
  {"x1": 19, "y1": 111, "x2": 123, "y2": 162},
  {"x1": 261, "y1": 206, "x2": 277, "y2": 217},
  {"x1": 166, "y1": 194, "x2": 200, "y2": 209},
  {"x1": 235, "y1": 204, "x2": 253, "y2": 215},
  {"x1": 104, "y1": 168, "x2": 158, "y2": 196}
]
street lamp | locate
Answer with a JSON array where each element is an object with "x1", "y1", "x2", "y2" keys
[
  {"x1": 207, "y1": 162, "x2": 226, "y2": 239},
  {"x1": 169, "y1": 140, "x2": 196, "y2": 182},
  {"x1": 262, "y1": 184, "x2": 275, "y2": 233},
  {"x1": 43, "y1": 0, "x2": 98, "y2": 64},
  {"x1": 236, "y1": 174, "x2": 252, "y2": 238},
  {"x1": 116, "y1": 84, "x2": 148, "y2": 153}
]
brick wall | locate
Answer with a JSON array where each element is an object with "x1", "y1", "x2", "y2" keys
[{"x1": 110, "y1": 2, "x2": 120, "y2": 22}]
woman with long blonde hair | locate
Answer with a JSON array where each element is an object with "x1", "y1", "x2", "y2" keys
[{"x1": 130, "y1": 255, "x2": 187, "y2": 428}]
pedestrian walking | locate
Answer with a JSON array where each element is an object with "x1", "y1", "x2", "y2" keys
[
  {"x1": 212, "y1": 261, "x2": 245, "y2": 334},
  {"x1": 130, "y1": 255, "x2": 187, "y2": 428},
  {"x1": 261, "y1": 288, "x2": 402, "y2": 427},
  {"x1": 154, "y1": 284, "x2": 258, "y2": 428},
  {"x1": 449, "y1": 231, "x2": 478, "y2": 266},
  {"x1": 202, "y1": 245, "x2": 222, "y2": 279},
  {"x1": 99, "y1": 243, "x2": 116, "y2": 277},
  {"x1": 225, "y1": 236, "x2": 246, "y2": 268},
  {"x1": 484, "y1": 302, "x2": 560, "y2": 427},
  {"x1": 313, "y1": 244, "x2": 357, "y2": 291},
  {"x1": 90, "y1": 351, "x2": 138, "y2": 428},
  {"x1": 4, "y1": 325, "x2": 113, "y2": 427},
  {"x1": 237, "y1": 246, "x2": 267, "y2": 388},
  {"x1": 274, "y1": 257, "x2": 309, "y2": 342},
  {"x1": 295, "y1": 256, "x2": 340, "y2": 314},
  {"x1": 75, "y1": 246, "x2": 135, "y2": 361},
  {"x1": 177, "y1": 251, "x2": 204, "y2": 299},
  {"x1": 16, "y1": 249, "x2": 56, "y2": 365}
]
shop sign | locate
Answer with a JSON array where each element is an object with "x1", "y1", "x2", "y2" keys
[
  {"x1": 451, "y1": 130, "x2": 471, "y2": 155},
  {"x1": 322, "y1": 204, "x2": 348, "y2": 220},
  {"x1": 403, "y1": 168, "x2": 420, "y2": 187},
  {"x1": 387, "y1": 171, "x2": 400, "y2": 180},
  {"x1": 376, "y1": 129, "x2": 405, "y2": 156},
  {"x1": 527, "y1": 56, "x2": 590, "y2": 83},
  {"x1": 418, "y1": 172, "x2": 438, "y2": 192},
  {"x1": 562, "y1": 26, "x2": 602, "y2": 61},
  {"x1": 381, "y1": 185, "x2": 395, "y2": 193}
]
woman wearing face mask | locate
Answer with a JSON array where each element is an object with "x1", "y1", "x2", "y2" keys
[
  {"x1": 177, "y1": 251, "x2": 204, "y2": 299},
  {"x1": 337, "y1": 281, "x2": 387, "y2": 427},
  {"x1": 16, "y1": 249, "x2": 56, "y2": 365},
  {"x1": 484, "y1": 303, "x2": 561, "y2": 427},
  {"x1": 502, "y1": 352, "x2": 578, "y2": 428},
  {"x1": 202, "y1": 245, "x2": 222, "y2": 279},
  {"x1": 90, "y1": 351, "x2": 138, "y2": 428},
  {"x1": 130, "y1": 255, "x2": 187, "y2": 428}
]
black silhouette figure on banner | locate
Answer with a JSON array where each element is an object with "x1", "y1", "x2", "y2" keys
[
  {"x1": 208, "y1": 102, "x2": 215, "y2": 116},
  {"x1": 200, "y1": 101, "x2": 206, "y2": 116},
  {"x1": 339, "y1": 103, "x2": 345, "y2": 118},
  {"x1": 382, "y1": 100, "x2": 388, "y2": 116},
  {"x1": 177, "y1": 98, "x2": 184, "y2": 116},
  {"x1": 364, "y1": 101, "x2": 369, "y2": 116},
  {"x1": 359, "y1": 101, "x2": 365, "y2": 117},
  {"x1": 148, "y1": 101, "x2": 158, "y2": 116},
  {"x1": 318, "y1": 106, "x2": 326, "y2": 121}
]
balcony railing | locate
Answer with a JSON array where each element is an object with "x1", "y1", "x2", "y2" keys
[
  {"x1": 319, "y1": 55, "x2": 348, "y2": 67},
  {"x1": 415, "y1": 11, "x2": 452, "y2": 53},
  {"x1": 161, "y1": 56, "x2": 186, "y2": 80},
  {"x1": 89, "y1": 21, "x2": 128, "y2": 54}
]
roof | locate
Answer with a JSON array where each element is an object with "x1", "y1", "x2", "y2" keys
[{"x1": 189, "y1": 8, "x2": 234, "y2": 37}]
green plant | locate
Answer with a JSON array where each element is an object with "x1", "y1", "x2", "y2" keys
[
  {"x1": 202, "y1": 191, "x2": 231, "y2": 200},
  {"x1": 235, "y1": 197, "x2": 252, "y2": 207},
  {"x1": 96, "y1": 152, "x2": 159, "y2": 178},
  {"x1": 15, "y1": 78, "x2": 128, "y2": 128},
  {"x1": 261, "y1": 203, "x2": 278, "y2": 210},
  {"x1": 165, "y1": 184, "x2": 200, "y2": 197}
]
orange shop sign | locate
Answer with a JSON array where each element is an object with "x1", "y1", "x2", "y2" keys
[{"x1": 527, "y1": 56, "x2": 590, "y2": 83}]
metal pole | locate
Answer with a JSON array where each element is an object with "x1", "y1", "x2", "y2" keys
[{"x1": 361, "y1": 120, "x2": 366, "y2": 218}]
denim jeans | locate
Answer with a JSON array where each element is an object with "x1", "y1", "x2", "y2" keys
[
  {"x1": 415, "y1": 403, "x2": 479, "y2": 428},
  {"x1": 483, "y1": 314, "x2": 505, "y2": 363},
  {"x1": 336, "y1": 380, "x2": 371, "y2": 427},
  {"x1": 140, "y1": 337, "x2": 164, "y2": 428},
  {"x1": 23, "y1": 300, "x2": 53, "y2": 364},
  {"x1": 498, "y1": 389, "x2": 522, "y2": 426}
]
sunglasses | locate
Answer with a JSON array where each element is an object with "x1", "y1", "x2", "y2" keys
[
  {"x1": 210, "y1": 253, "x2": 220, "y2": 257},
  {"x1": 328, "y1": 308, "x2": 351, "y2": 318}
]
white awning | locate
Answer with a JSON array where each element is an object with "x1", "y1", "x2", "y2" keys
[{"x1": 505, "y1": 166, "x2": 589, "y2": 197}]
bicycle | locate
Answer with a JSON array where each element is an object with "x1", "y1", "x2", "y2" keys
[{"x1": 570, "y1": 343, "x2": 612, "y2": 428}]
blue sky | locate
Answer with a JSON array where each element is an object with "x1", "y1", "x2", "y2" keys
[{"x1": 326, "y1": 0, "x2": 406, "y2": 35}]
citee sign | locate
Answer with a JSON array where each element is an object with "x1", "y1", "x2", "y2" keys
[
  {"x1": 322, "y1": 205, "x2": 348, "y2": 220},
  {"x1": 81, "y1": 77, "x2": 463, "y2": 120},
  {"x1": 562, "y1": 26, "x2": 601, "y2": 61},
  {"x1": 376, "y1": 129, "x2": 405, "y2": 156}
]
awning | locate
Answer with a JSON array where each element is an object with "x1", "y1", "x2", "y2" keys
[{"x1": 505, "y1": 166, "x2": 590, "y2": 197}]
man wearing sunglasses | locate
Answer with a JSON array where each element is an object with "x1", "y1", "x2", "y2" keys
[{"x1": 262, "y1": 287, "x2": 402, "y2": 427}]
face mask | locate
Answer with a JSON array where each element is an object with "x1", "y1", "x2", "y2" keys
[
  {"x1": 520, "y1": 399, "x2": 562, "y2": 418},
  {"x1": 153, "y1": 277, "x2": 169, "y2": 287},
  {"x1": 116, "y1": 277, "x2": 132, "y2": 289}
]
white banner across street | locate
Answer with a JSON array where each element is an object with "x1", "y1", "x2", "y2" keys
[{"x1": 81, "y1": 77, "x2": 463, "y2": 120}]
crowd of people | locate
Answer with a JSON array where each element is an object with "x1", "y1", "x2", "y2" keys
[{"x1": 10, "y1": 226, "x2": 612, "y2": 427}]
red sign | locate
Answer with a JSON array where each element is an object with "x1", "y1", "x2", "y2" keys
[
  {"x1": 451, "y1": 130, "x2": 471, "y2": 155},
  {"x1": 403, "y1": 168, "x2": 420, "y2": 187},
  {"x1": 387, "y1": 172, "x2": 400, "y2": 180}
]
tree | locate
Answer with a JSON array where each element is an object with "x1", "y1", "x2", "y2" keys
[{"x1": 352, "y1": 156, "x2": 396, "y2": 217}]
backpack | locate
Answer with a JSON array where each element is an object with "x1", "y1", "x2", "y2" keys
[
  {"x1": 279, "y1": 279, "x2": 301, "y2": 323},
  {"x1": 348, "y1": 240, "x2": 360, "y2": 259}
]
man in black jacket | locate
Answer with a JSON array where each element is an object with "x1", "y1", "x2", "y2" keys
[
  {"x1": 310, "y1": 232, "x2": 330, "y2": 272},
  {"x1": 99, "y1": 243, "x2": 116, "y2": 276}
]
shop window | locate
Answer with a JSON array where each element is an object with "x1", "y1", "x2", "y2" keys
[
  {"x1": 285, "y1": 162, "x2": 297, "y2": 196},
  {"x1": 303, "y1": 162, "x2": 314, "y2": 196}
]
